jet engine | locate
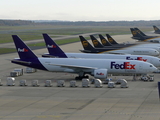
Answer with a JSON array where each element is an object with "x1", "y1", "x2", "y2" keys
[{"x1": 93, "y1": 69, "x2": 108, "y2": 79}]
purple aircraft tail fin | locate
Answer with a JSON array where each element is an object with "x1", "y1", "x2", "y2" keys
[
  {"x1": 12, "y1": 35, "x2": 37, "y2": 60},
  {"x1": 42, "y1": 34, "x2": 67, "y2": 58}
]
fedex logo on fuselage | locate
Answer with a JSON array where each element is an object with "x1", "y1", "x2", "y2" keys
[
  {"x1": 47, "y1": 45, "x2": 56, "y2": 48},
  {"x1": 18, "y1": 48, "x2": 28, "y2": 52},
  {"x1": 126, "y1": 57, "x2": 147, "y2": 62},
  {"x1": 96, "y1": 73, "x2": 104, "y2": 75},
  {"x1": 111, "y1": 62, "x2": 136, "y2": 69}
]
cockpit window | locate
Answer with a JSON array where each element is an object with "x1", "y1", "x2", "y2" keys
[{"x1": 150, "y1": 65, "x2": 153, "y2": 67}]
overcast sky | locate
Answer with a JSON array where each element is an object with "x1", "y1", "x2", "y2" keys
[{"x1": 1, "y1": 0, "x2": 160, "y2": 21}]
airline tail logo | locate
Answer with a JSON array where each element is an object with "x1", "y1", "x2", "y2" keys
[
  {"x1": 18, "y1": 48, "x2": 28, "y2": 52},
  {"x1": 136, "y1": 30, "x2": 141, "y2": 34},
  {"x1": 93, "y1": 40, "x2": 98, "y2": 46},
  {"x1": 126, "y1": 57, "x2": 147, "y2": 62},
  {"x1": 82, "y1": 41, "x2": 88, "y2": 47},
  {"x1": 101, "y1": 39, "x2": 106, "y2": 45},
  {"x1": 132, "y1": 31, "x2": 137, "y2": 35},
  {"x1": 154, "y1": 27, "x2": 158, "y2": 31},
  {"x1": 108, "y1": 38, "x2": 114, "y2": 43},
  {"x1": 47, "y1": 45, "x2": 56, "y2": 48},
  {"x1": 111, "y1": 62, "x2": 136, "y2": 69},
  {"x1": 96, "y1": 72, "x2": 104, "y2": 75}
]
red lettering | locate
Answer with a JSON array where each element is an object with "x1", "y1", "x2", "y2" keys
[
  {"x1": 142, "y1": 59, "x2": 147, "y2": 62},
  {"x1": 138, "y1": 57, "x2": 143, "y2": 61},
  {"x1": 53, "y1": 45, "x2": 56, "y2": 48},
  {"x1": 130, "y1": 64, "x2": 135, "y2": 69},
  {"x1": 125, "y1": 62, "x2": 130, "y2": 69},
  {"x1": 24, "y1": 48, "x2": 28, "y2": 52}
]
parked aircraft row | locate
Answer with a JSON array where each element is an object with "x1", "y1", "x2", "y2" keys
[
  {"x1": 130, "y1": 27, "x2": 160, "y2": 43},
  {"x1": 79, "y1": 35, "x2": 160, "y2": 56},
  {"x1": 42, "y1": 34, "x2": 160, "y2": 67},
  {"x1": 11, "y1": 34, "x2": 158, "y2": 80},
  {"x1": 90, "y1": 34, "x2": 160, "y2": 52}
]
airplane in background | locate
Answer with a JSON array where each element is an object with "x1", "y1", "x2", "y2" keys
[
  {"x1": 90, "y1": 34, "x2": 131, "y2": 48},
  {"x1": 105, "y1": 34, "x2": 160, "y2": 52},
  {"x1": 130, "y1": 28, "x2": 141, "y2": 40},
  {"x1": 11, "y1": 35, "x2": 157, "y2": 80},
  {"x1": 91, "y1": 34, "x2": 136, "y2": 48},
  {"x1": 153, "y1": 25, "x2": 160, "y2": 34},
  {"x1": 42, "y1": 34, "x2": 160, "y2": 67},
  {"x1": 79, "y1": 35, "x2": 160, "y2": 56},
  {"x1": 90, "y1": 35, "x2": 107, "y2": 48},
  {"x1": 130, "y1": 28, "x2": 160, "y2": 42},
  {"x1": 98, "y1": 34, "x2": 113, "y2": 46},
  {"x1": 130, "y1": 28, "x2": 160, "y2": 43},
  {"x1": 105, "y1": 34, "x2": 119, "y2": 45},
  {"x1": 90, "y1": 34, "x2": 160, "y2": 52},
  {"x1": 99, "y1": 34, "x2": 135, "y2": 47},
  {"x1": 134, "y1": 28, "x2": 159, "y2": 38}
]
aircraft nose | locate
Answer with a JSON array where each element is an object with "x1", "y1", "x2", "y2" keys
[
  {"x1": 155, "y1": 50, "x2": 160, "y2": 56},
  {"x1": 153, "y1": 66, "x2": 158, "y2": 72}
]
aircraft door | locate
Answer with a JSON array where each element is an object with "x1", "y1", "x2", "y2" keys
[{"x1": 138, "y1": 63, "x2": 143, "y2": 73}]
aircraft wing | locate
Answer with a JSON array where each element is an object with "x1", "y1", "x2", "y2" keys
[{"x1": 46, "y1": 63, "x2": 97, "y2": 70}]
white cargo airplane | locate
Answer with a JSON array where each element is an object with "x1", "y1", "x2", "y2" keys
[
  {"x1": 42, "y1": 34, "x2": 160, "y2": 67},
  {"x1": 11, "y1": 35, "x2": 157, "y2": 80}
]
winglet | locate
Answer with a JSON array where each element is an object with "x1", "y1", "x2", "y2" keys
[
  {"x1": 42, "y1": 34, "x2": 67, "y2": 58},
  {"x1": 12, "y1": 35, "x2": 37, "y2": 60}
]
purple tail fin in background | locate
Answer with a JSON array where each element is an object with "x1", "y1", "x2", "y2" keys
[{"x1": 42, "y1": 34, "x2": 67, "y2": 58}]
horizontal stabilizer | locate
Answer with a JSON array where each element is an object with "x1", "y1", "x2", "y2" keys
[{"x1": 11, "y1": 59, "x2": 31, "y2": 64}]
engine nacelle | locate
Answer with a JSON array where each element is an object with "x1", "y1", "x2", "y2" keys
[{"x1": 93, "y1": 69, "x2": 108, "y2": 79}]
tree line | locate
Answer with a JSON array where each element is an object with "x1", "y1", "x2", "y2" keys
[
  {"x1": 0, "y1": 20, "x2": 34, "y2": 26},
  {"x1": 0, "y1": 19, "x2": 160, "y2": 26}
]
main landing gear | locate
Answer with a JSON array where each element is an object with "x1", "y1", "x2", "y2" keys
[
  {"x1": 75, "y1": 72, "x2": 90, "y2": 80},
  {"x1": 75, "y1": 75, "x2": 89, "y2": 80}
]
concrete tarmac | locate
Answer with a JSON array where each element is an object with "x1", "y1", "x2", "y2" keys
[{"x1": 0, "y1": 34, "x2": 160, "y2": 120}]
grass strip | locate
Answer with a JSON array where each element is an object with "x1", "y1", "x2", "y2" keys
[
  {"x1": 0, "y1": 48, "x2": 16, "y2": 54},
  {"x1": 0, "y1": 37, "x2": 90, "y2": 54}
]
